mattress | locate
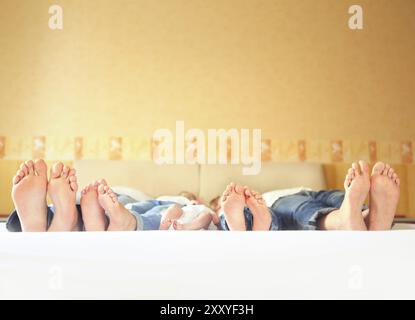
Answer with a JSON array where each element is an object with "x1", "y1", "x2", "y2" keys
[{"x1": 1, "y1": 229, "x2": 415, "y2": 299}]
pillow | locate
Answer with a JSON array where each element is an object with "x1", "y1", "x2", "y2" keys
[
  {"x1": 156, "y1": 196, "x2": 192, "y2": 206},
  {"x1": 262, "y1": 187, "x2": 311, "y2": 207}
]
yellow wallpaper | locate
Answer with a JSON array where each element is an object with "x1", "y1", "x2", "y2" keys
[
  {"x1": 0, "y1": 0, "x2": 414, "y2": 139},
  {"x1": 0, "y1": 1, "x2": 414, "y2": 215}
]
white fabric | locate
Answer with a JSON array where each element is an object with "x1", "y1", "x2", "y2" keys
[
  {"x1": 262, "y1": 187, "x2": 311, "y2": 207},
  {"x1": 156, "y1": 195, "x2": 192, "y2": 206},
  {"x1": 1, "y1": 231, "x2": 415, "y2": 299},
  {"x1": 161, "y1": 205, "x2": 217, "y2": 230}
]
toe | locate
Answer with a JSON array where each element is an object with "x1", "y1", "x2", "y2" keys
[
  {"x1": 51, "y1": 162, "x2": 64, "y2": 179},
  {"x1": 20, "y1": 162, "x2": 29, "y2": 175},
  {"x1": 382, "y1": 164, "x2": 391, "y2": 176},
  {"x1": 372, "y1": 162, "x2": 386, "y2": 175},
  {"x1": 98, "y1": 183, "x2": 106, "y2": 194},
  {"x1": 34, "y1": 159, "x2": 47, "y2": 177},
  {"x1": 234, "y1": 184, "x2": 244, "y2": 195},
  {"x1": 12, "y1": 174, "x2": 21, "y2": 185},
  {"x1": 244, "y1": 188, "x2": 251, "y2": 197},
  {"x1": 25, "y1": 160, "x2": 35, "y2": 175},
  {"x1": 395, "y1": 178, "x2": 400, "y2": 186},
  {"x1": 352, "y1": 162, "x2": 360, "y2": 175},
  {"x1": 68, "y1": 168, "x2": 76, "y2": 178},
  {"x1": 70, "y1": 180, "x2": 78, "y2": 192},
  {"x1": 61, "y1": 165, "x2": 70, "y2": 178},
  {"x1": 387, "y1": 168, "x2": 394, "y2": 179},
  {"x1": 359, "y1": 160, "x2": 369, "y2": 175}
]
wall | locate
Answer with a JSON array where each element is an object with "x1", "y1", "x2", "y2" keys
[{"x1": 0, "y1": 0, "x2": 414, "y2": 214}]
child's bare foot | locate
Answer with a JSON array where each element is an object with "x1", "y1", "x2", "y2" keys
[
  {"x1": 368, "y1": 162, "x2": 400, "y2": 230},
  {"x1": 221, "y1": 183, "x2": 246, "y2": 231},
  {"x1": 97, "y1": 181, "x2": 137, "y2": 231},
  {"x1": 320, "y1": 161, "x2": 369, "y2": 230},
  {"x1": 172, "y1": 220, "x2": 190, "y2": 230},
  {"x1": 244, "y1": 188, "x2": 272, "y2": 231},
  {"x1": 81, "y1": 181, "x2": 108, "y2": 231},
  {"x1": 160, "y1": 219, "x2": 173, "y2": 230},
  {"x1": 160, "y1": 204, "x2": 183, "y2": 230},
  {"x1": 48, "y1": 163, "x2": 80, "y2": 232},
  {"x1": 11, "y1": 160, "x2": 48, "y2": 232}
]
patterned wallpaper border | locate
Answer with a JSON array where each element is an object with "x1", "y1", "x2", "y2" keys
[{"x1": 0, "y1": 136, "x2": 413, "y2": 164}]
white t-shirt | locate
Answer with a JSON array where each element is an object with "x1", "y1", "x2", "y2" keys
[{"x1": 161, "y1": 204, "x2": 218, "y2": 231}]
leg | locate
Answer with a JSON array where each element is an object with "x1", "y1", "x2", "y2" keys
[
  {"x1": 173, "y1": 212, "x2": 213, "y2": 230},
  {"x1": 48, "y1": 163, "x2": 80, "y2": 232},
  {"x1": 97, "y1": 181, "x2": 137, "y2": 231},
  {"x1": 319, "y1": 161, "x2": 370, "y2": 230},
  {"x1": 80, "y1": 180, "x2": 108, "y2": 231},
  {"x1": 160, "y1": 204, "x2": 183, "y2": 230},
  {"x1": 220, "y1": 183, "x2": 247, "y2": 231},
  {"x1": 244, "y1": 188, "x2": 272, "y2": 231},
  {"x1": 367, "y1": 162, "x2": 400, "y2": 230},
  {"x1": 11, "y1": 159, "x2": 48, "y2": 232}
]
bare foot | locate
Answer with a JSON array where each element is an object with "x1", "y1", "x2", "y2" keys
[
  {"x1": 11, "y1": 160, "x2": 48, "y2": 232},
  {"x1": 368, "y1": 162, "x2": 400, "y2": 230},
  {"x1": 160, "y1": 219, "x2": 173, "y2": 230},
  {"x1": 320, "y1": 161, "x2": 369, "y2": 230},
  {"x1": 48, "y1": 162, "x2": 80, "y2": 232},
  {"x1": 221, "y1": 183, "x2": 246, "y2": 231},
  {"x1": 244, "y1": 188, "x2": 271, "y2": 231},
  {"x1": 172, "y1": 220, "x2": 189, "y2": 230},
  {"x1": 80, "y1": 181, "x2": 108, "y2": 231},
  {"x1": 97, "y1": 181, "x2": 137, "y2": 231},
  {"x1": 160, "y1": 204, "x2": 183, "y2": 230}
]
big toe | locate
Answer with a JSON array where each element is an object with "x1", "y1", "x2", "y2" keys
[
  {"x1": 234, "y1": 184, "x2": 244, "y2": 195},
  {"x1": 372, "y1": 162, "x2": 385, "y2": 176},
  {"x1": 34, "y1": 159, "x2": 48, "y2": 177},
  {"x1": 51, "y1": 162, "x2": 64, "y2": 179}
]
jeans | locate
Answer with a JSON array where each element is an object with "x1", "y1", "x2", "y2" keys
[
  {"x1": 6, "y1": 195, "x2": 176, "y2": 232},
  {"x1": 125, "y1": 200, "x2": 176, "y2": 231},
  {"x1": 220, "y1": 190, "x2": 365, "y2": 231}
]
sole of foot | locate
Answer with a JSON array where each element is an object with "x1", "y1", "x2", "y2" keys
[
  {"x1": 338, "y1": 161, "x2": 371, "y2": 230},
  {"x1": 47, "y1": 162, "x2": 80, "y2": 232},
  {"x1": 11, "y1": 159, "x2": 48, "y2": 232},
  {"x1": 244, "y1": 188, "x2": 272, "y2": 231},
  {"x1": 97, "y1": 180, "x2": 137, "y2": 231},
  {"x1": 221, "y1": 183, "x2": 246, "y2": 231},
  {"x1": 80, "y1": 181, "x2": 108, "y2": 231},
  {"x1": 368, "y1": 162, "x2": 400, "y2": 230}
]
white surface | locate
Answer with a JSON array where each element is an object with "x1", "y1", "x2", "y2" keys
[{"x1": 1, "y1": 231, "x2": 415, "y2": 300}]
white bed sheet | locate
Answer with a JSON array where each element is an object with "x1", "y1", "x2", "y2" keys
[{"x1": 1, "y1": 230, "x2": 415, "y2": 300}]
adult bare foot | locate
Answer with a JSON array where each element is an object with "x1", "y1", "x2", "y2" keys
[
  {"x1": 244, "y1": 188, "x2": 272, "y2": 231},
  {"x1": 48, "y1": 162, "x2": 80, "y2": 232},
  {"x1": 320, "y1": 161, "x2": 370, "y2": 230},
  {"x1": 221, "y1": 183, "x2": 246, "y2": 231},
  {"x1": 80, "y1": 181, "x2": 108, "y2": 231},
  {"x1": 97, "y1": 181, "x2": 137, "y2": 231},
  {"x1": 11, "y1": 160, "x2": 48, "y2": 232},
  {"x1": 368, "y1": 162, "x2": 400, "y2": 230}
]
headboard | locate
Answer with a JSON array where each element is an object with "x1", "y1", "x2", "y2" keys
[{"x1": 73, "y1": 160, "x2": 326, "y2": 202}]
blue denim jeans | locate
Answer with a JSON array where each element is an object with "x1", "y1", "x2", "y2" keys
[
  {"x1": 6, "y1": 195, "x2": 176, "y2": 232},
  {"x1": 125, "y1": 200, "x2": 176, "y2": 231},
  {"x1": 220, "y1": 190, "x2": 363, "y2": 231}
]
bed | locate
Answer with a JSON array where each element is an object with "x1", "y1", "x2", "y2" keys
[{"x1": 1, "y1": 161, "x2": 414, "y2": 299}]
